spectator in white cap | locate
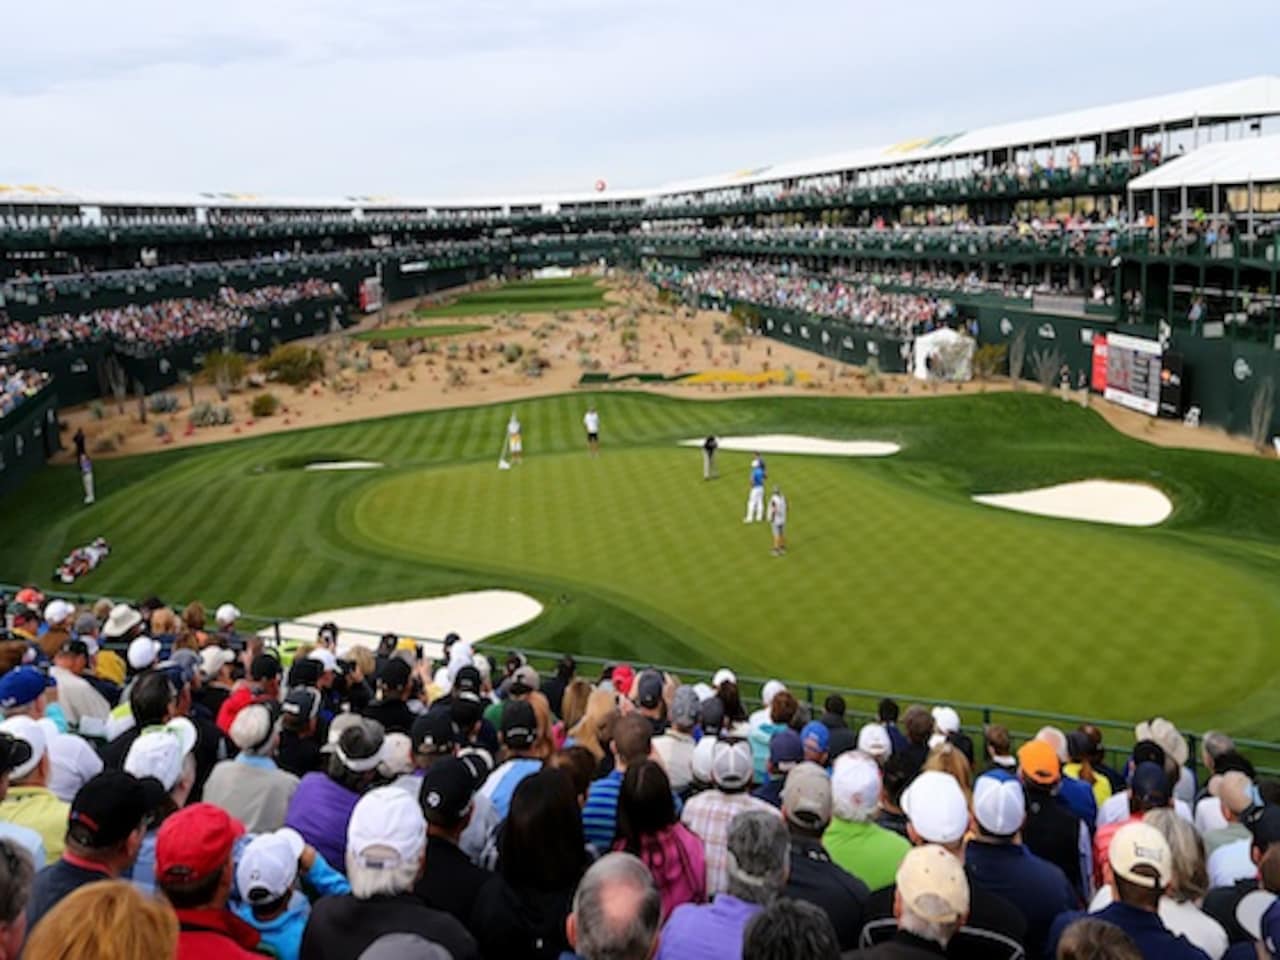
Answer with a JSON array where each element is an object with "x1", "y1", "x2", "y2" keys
[
  {"x1": 965, "y1": 774, "x2": 1075, "y2": 958},
  {"x1": 232, "y1": 826, "x2": 351, "y2": 960},
  {"x1": 1134, "y1": 718, "x2": 1195, "y2": 808},
  {"x1": 861, "y1": 769, "x2": 1028, "y2": 957},
  {"x1": 1046, "y1": 821, "x2": 1208, "y2": 960},
  {"x1": 653, "y1": 686, "x2": 699, "y2": 795},
  {"x1": 779, "y1": 761, "x2": 869, "y2": 951},
  {"x1": 203, "y1": 702, "x2": 299, "y2": 833},
  {"x1": 681, "y1": 738, "x2": 780, "y2": 895},
  {"x1": 100, "y1": 603, "x2": 144, "y2": 648},
  {"x1": 39, "y1": 600, "x2": 77, "y2": 659},
  {"x1": 126, "y1": 636, "x2": 162, "y2": 674},
  {"x1": 194, "y1": 646, "x2": 236, "y2": 718},
  {"x1": 822, "y1": 750, "x2": 909, "y2": 892},
  {"x1": 930, "y1": 707, "x2": 973, "y2": 765},
  {"x1": 848, "y1": 845, "x2": 970, "y2": 957},
  {"x1": 1086, "y1": 808, "x2": 1227, "y2": 960},
  {"x1": 858, "y1": 724, "x2": 893, "y2": 764},
  {"x1": 299, "y1": 786, "x2": 478, "y2": 959},
  {"x1": 0, "y1": 716, "x2": 67, "y2": 863},
  {"x1": 123, "y1": 717, "x2": 198, "y2": 891},
  {"x1": 657, "y1": 811, "x2": 790, "y2": 960}
]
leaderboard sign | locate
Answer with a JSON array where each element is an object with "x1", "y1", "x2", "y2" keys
[{"x1": 1092, "y1": 333, "x2": 1182, "y2": 418}]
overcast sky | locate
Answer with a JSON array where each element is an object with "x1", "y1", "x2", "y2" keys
[{"x1": 2, "y1": 0, "x2": 1275, "y2": 201}]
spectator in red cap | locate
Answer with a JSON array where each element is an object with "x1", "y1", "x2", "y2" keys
[{"x1": 156, "y1": 802, "x2": 261, "y2": 959}]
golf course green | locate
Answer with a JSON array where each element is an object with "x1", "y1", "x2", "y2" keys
[
  {"x1": 4, "y1": 391, "x2": 1278, "y2": 736},
  {"x1": 416, "y1": 275, "x2": 609, "y2": 317},
  {"x1": 352, "y1": 324, "x2": 488, "y2": 342}
]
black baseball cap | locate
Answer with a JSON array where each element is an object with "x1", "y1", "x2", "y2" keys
[
  {"x1": 69, "y1": 771, "x2": 148, "y2": 848},
  {"x1": 501, "y1": 699, "x2": 537, "y2": 748},
  {"x1": 379, "y1": 658, "x2": 412, "y2": 688},
  {"x1": 452, "y1": 666, "x2": 482, "y2": 703},
  {"x1": 251, "y1": 654, "x2": 282, "y2": 681},
  {"x1": 1246, "y1": 805, "x2": 1280, "y2": 851},
  {"x1": 419, "y1": 757, "x2": 476, "y2": 827},
  {"x1": 59, "y1": 639, "x2": 92, "y2": 658},
  {"x1": 287, "y1": 658, "x2": 322, "y2": 688},
  {"x1": 411, "y1": 712, "x2": 457, "y2": 755},
  {"x1": 699, "y1": 697, "x2": 726, "y2": 734},
  {"x1": 1131, "y1": 740, "x2": 1165, "y2": 770},
  {"x1": 1131, "y1": 762, "x2": 1170, "y2": 806},
  {"x1": 635, "y1": 670, "x2": 663, "y2": 709},
  {"x1": 281, "y1": 686, "x2": 320, "y2": 721},
  {"x1": 0, "y1": 732, "x2": 32, "y2": 778}
]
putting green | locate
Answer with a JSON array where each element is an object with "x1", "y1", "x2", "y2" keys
[
  {"x1": 4, "y1": 391, "x2": 1279, "y2": 735},
  {"x1": 416, "y1": 276, "x2": 608, "y2": 317},
  {"x1": 352, "y1": 324, "x2": 487, "y2": 341}
]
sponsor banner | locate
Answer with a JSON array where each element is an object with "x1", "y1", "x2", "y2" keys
[{"x1": 1090, "y1": 334, "x2": 1108, "y2": 393}]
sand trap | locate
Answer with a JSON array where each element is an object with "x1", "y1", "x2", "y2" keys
[
  {"x1": 680, "y1": 434, "x2": 900, "y2": 457},
  {"x1": 259, "y1": 590, "x2": 543, "y2": 658},
  {"x1": 303, "y1": 460, "x2": 384, "y2": 471},
  {"x1": 972, "y1": 480, "x2": 1173, "y2": 527}
]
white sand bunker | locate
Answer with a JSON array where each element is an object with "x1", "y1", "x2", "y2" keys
[
  {"x1": 973, "y1": 480, "x2": 1173, "y2": 527},
  {"x1": 681, "y1": 434, "x2": 900, "y2": 457},
  {"x1": 303, "y1": 460, "x2": 384, "y2": 471},
  {"x1": 261, "y1": 590, "x2": 543, "y2": 658}
]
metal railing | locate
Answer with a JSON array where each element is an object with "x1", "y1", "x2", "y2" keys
[{"x1": 6, "y1": 585, "x2": 1278, "y2": 778}]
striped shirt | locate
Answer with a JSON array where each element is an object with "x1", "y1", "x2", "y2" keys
[
  {"x1": 582, "y1": 770, "x2": 624, "y2": 850},
  {"x1": 681, "y1": 789, "x2": 781, "y2": 895}
]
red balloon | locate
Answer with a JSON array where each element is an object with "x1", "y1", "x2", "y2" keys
[{"x1": 594, "y1": 179, "x2": 606, "y2": 192}]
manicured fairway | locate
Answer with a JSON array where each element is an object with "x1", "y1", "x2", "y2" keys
[
  {"x1": 352, "y1": 324, "x2": 488, "y2": 341},
  {"x1": 4, "y1": 391, "x2": 1279, "y2": 735},
  {"x1": 417, "y1": 276, "x2": 608, "y2": 317}
]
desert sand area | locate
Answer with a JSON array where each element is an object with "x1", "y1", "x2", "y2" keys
[{"x1": 54, "y1": 274, "x2": 1266, "y2": 462}]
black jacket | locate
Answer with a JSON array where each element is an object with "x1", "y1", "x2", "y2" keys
[
  {"x1": 845, "y1": 930, "x2": 951, "y2": 959},
  {"x1": 300, "y1": 892, "x2": 478, "y2": 960},
  {"x1": 414, "y1": 835, "x2": 491, "y2": 929},
  {"x1": 469, "y1": 874, "x2": 575, "y2": 960},
  {"x1": 820, "y1": 712, "x2": 857, "y2": 759},
  {"x1": 860, "y1": 871, "x2": 1027, "y2": 960},
  {"x1": 783, "y1": 833, "x2": 868, "y2": 950},
  {"x1": 27, "y1": 859, "x2": 112, "y2": 932},
  {"x1": 277, "y1": 729, "x2": 324, "y2": 778},
  {"x1": 361, "y1": 697, "x2": 416, "y2": 735},
  {"x1": 1020, "y1": 785, "x2": 1086, "y2": 898}
]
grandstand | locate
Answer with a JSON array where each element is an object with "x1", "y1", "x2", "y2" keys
[{"x1": 4, "y1": 74, "x2": 1280, "y2": 960}]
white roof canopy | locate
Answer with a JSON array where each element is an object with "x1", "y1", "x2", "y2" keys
[
  {"x1": 1127, "y1": 133, "x2": 1280, "y2": 190},
  {"x1": 2, "y1": 75, "x2": 1278, "y2": 212}
]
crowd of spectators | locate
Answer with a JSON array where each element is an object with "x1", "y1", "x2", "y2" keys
[
  {"x1": 0, "y1": 586, "x2": 1275, "y2": 959},
  {"x1": 1, "y1": 364, "x2": 51, "y2": 416},
  {"x1": 0, "y1": 280, "x2": 342, "y2": 357},
  {"x1": 659, "y1": 259, "x2": 955, "y2": 336}
]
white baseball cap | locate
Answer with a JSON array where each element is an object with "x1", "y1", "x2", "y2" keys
[
  {"x1": 124, "y1": 718, "x2": 198, "y2": 791},
  {"x1": 127, "y1": 636, "x2": 162, "y2": 671},
  {"x1": 691, "y1": 735, "x2": 717, "y2": 784},
  {"x1": 901, "y1": 770, "x2": 969, "y2": 845},
  {"x1": 831, "y1": 751, "x2": 882, "y2": 821},
  {"x1": 857, "y1": 724, "x2": 892, "y2": 760},
  {"x1": 0, "y1": 716, "x2": 47, "y2": 781},
  {"x1": 1108, "y1": 821, "x2": 1171, "y2": 888},
  {"x1": 692, "y1": 682, "x2": 716, "y2": 703},
  {"x1": 973, "y1": 775, "x2": 1026, "y2": 836},
  {"x1": 711, "y1": 738, "x2": 754, "y2": 790},
  {"x1": 711, "y1": 668, "x2": 736, "y2": 689},
  {"x1": 307, "y1": 649, "x2": 342, "y2": 675},
  {"x1": 761, "y1": 680, "x2": 787, "y2": 709},
  {"x1": 215, "y1": 603, "x2": 241, "y2": 626},
  {"x1": 199, "y1": 647, "x2": 236, "y2": 681},
  {"x1": 931, "y1": 706, "x2": 961, "y2": 735},
  {"x1": 43, "y1": 599, "x2": 76, "y2": 626},
  {"x1": 347, "y1": 786, "x2": 426, "y2": 869},
  {"x1": 237, "y1": 828, "x2": 306, "y2": 903}
]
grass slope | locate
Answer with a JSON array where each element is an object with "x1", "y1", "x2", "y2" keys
[
  {"x1": 416, "y1": 276, "x2": 607, "y2": 317},
  {"x1": 352, "y1": 324, "x2": 488, "y2": 342},
  {"x1": 4, "y1": 391, "x2": 1278, "y2": 734}
]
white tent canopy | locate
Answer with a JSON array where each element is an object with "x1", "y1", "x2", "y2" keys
[
  {"x1": 1127, "y1": 133, "x2": 1280, "y2": 190},
  {"x1": 913, "y1": 327, "x2": 975, "y2": 382}
]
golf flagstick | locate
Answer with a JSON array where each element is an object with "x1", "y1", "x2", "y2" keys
[{"x1": 498, "y1": 430, "x2": 511, "y2": 470}]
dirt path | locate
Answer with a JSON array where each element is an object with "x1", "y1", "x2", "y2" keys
[{"x1": 55, "y1": 274, "x2": 1267, "y2": 462}]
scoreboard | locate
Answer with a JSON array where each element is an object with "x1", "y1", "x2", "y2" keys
[{"x1": 1094, "y1": 332, "x2": 1182, "y2": 418}]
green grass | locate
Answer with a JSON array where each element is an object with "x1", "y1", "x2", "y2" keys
[
  {"x1": 417, "y1": 276, "x2": 608, "y2": 317},
  {"x1": 4, "y1": 391, "x2": 1279, "y2": 737},
  {"x1": 352, "y1": 324, "x2": 487, "y2": 342}
]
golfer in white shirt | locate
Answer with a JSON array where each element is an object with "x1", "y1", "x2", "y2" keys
[
  {"x1": 768, "y1": 486, "x2": 787, "y2": 556},
  {"x1": 507, "y1": 412, "x2": 523, "y2": 465},
  {"x1": 583, "y1": 406, "x2": 600, "y2": 457}
]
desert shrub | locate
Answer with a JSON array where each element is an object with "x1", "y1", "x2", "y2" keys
[
  {"x1": 189, "y1": 403, "x2": 234, "y2": 428},
  {"x1": 260, "y1": 343, "x2": 324, "y2": 385},
  {"x1": 447, "y1": 365, "x2": 468, "y2": 387},
  {"x1": 154, "y1": 422, "x2": 168, "y2": 438},
  {"x1": 783, "y1": 365, "x2": 796, "y2": 386},
  {"x1": 973, "y1": 344, "x2": 1008, "y2": 380},
  {"x1": 524, "y1": 354, "x2": 549, "y2": 378},
  {"x1": 1008, "y1": 327, "x2": 1028, "y2": 388},
  {"x1": 203, "y1": 350, "x2": 246, "y2": 389},
  {"x1": 1251, "y1": 377, "x2": 1275, "y2": 451},
  {"x1": 90, "y1": 401, "x2": 105, "y2": 421},
  {"x1": 865, "y1": 356, "x2": 885, "y2": 393},
  {"x1": 389, "y1": 342, "x2": 413, "y2": 368},
  {"x1": 148, "y1": 393, "x2": 179, "y2": 414},
  {"x1": 721, "y1": 325, "x2": 744, "y2": 345},
  {"x1": 91, "y1": 436, "x2": 116, "y2": 453},
  {"x1": 1030, "y1": 347, "x2": 1063, "y2": 393},
  {"x1": 354, "y1": 356, "x2": 371, "y2": 373},
  {"x1": 367, "y1": 339, "x2": 390, "y2": 351},
  {"x1": 251, "y1": 392, "x2": 280, "y2": 417},
  {"x1": 503, "y1": 342, "x2": 524, "y2": 363}
]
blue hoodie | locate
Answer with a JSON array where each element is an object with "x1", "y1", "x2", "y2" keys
[{"x1": 232, "y1": 852, "x2": 351, "y2": 960}]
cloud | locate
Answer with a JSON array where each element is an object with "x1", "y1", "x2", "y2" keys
[{"x1": 0, "y1": 0, "x2": 1273, "y2": 199}]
